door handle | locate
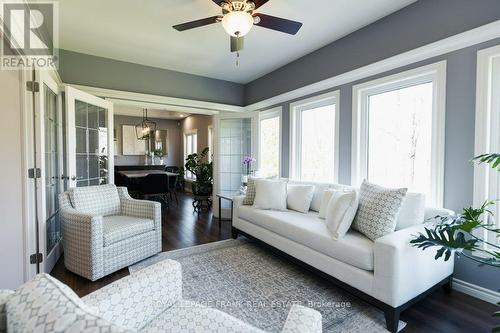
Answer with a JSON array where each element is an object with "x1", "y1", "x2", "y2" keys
[{"x1": 71, "y1": 175, "x2": 76, "y2": 181}]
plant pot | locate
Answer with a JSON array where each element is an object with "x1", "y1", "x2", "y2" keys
[{"x1": 192, "y1": 181, "x2": 213, "y2": 196}]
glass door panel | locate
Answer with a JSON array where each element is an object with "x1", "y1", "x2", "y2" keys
[{"x1": 65, "y1": 86, "x2": 113, "y2": 188}]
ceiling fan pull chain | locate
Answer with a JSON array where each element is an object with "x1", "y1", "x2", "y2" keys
[{"x1": 236, "y1": 51, "x2": 240, "y2": 67}]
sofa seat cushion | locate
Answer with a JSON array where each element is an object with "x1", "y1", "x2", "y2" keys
[
  {"x1": 103, "y1": 215, "x2": 155, "y2": 247},
  {"x1": 143, "y1": 300, "x2": 265, "y2": 333},
  {"x1": 70, "y1": 184, "x2": 121, "y2": 216},
  {"x1": 238, "y1": 206, "x2": 374, "y2": 271}
]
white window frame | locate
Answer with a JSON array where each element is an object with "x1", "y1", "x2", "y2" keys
[
  {"x1": 207, "y1": 125, "x2": 213, "y2": 163},
  {"x1": 351, "y1": 61, "x2": 447, "y2": 207},
  {"x1": 290, "y1": 90, "x2": 340, "y2": 183},
  {"x1": 474, "y1": 45, "x2": 500, "y2": 247},
  {"x1": 258, "y1": 107, "x2": 282, "y2": 177},
  {"x1": 184, "y1": 129, "x2": 198, "y2": 179}
]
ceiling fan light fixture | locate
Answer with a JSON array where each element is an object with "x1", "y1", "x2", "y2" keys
[{"x1": 221, "y1": 11, "x2": 254, "y2": 37}]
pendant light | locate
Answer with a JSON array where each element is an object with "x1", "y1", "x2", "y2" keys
[{"x1": 135, "y1": 108, "x2": 156, "y2": 140}]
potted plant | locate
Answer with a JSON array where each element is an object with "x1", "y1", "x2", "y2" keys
[
  {"x1": 411, "y1": 153, "x2": 499, "y2": 331},
  {"x1": 185, "y1": 147, "x2": 213, "y2": 196},
  {"x1": 242, "y1": 156, "x2": 256, "y2": 186},
  {"x1": 153, "y1": 149, "x2": 165, "y2": 165}
]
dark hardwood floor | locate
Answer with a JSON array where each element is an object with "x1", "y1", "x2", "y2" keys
[{"x1": 51, "y1": 191, "x2": 498, "y2": 333}]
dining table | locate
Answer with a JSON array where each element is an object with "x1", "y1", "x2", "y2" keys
[{"x1": 118, "y1": 170, "x2": 179, "y2": 178}]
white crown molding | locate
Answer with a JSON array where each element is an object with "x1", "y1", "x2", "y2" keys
[
  {"x1": 453, "y1": 278, "x2": 500, "y2": 305},
  {"x1": 67, "y1": 84, "x2": 244, "y2": 115},
  {"x1": 243, "y1": 19, "x2": 500, "y2": 111}
]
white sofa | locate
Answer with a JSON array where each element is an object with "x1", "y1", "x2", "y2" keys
[
  {"x1": 231, "y1": 181, "x2": 454, "y2": 333},
  {"x1": 0, "y1": 260, "x2": 322, "y2": 333}
]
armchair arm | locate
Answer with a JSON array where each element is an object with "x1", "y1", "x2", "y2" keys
[
  {"x1": 281, "y1": 304, "x2": 322, "y2": 333},
  {"x1": 373, "y1": 224, "x2": 454, "y2": 307},
  {"x1": 0, "y1": 290, "x2": 14, "y2": 333},
  {"x1": 83, "y1": 259, "x2": 182, "y2": 331},
  {"x1": 60, "y1": 201, "x2": 105, "y2": 281}
]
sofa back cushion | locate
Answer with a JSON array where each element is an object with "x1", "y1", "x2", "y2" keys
[
  {"x1": 287, "y1": 184, "x2": 315, "y2": 213},
  {"x1": 6, "y1": 274, "x2": 131, "y2": 333},
  {"x1": 70, "y1": 184, "x2": 121, "y2": 216},
  {"x1": 287, "y1": 180, "x2": 355, "y2": 212},
  {"x1": 395, "y1": 192, "x2": 426, "y2": 230}
]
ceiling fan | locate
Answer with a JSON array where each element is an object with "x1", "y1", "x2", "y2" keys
[{"x1": 173, "y1": 0, "x2": 303, "y2": 53}]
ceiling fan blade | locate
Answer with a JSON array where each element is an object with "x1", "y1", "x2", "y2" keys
[
  {"x1": 230, "y1": 36, "x2": 244, "y2": 52},
  {"x1": 253, "y1": 13, "x2": 302, "y2": 35},
  {"x1": 252, "y1": 0, "x2": 270, "y2": 9},
  {"x1": 173, "y1": 16, "x2": 220, "y2": 31}
]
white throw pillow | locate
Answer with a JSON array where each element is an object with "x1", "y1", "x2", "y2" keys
[
  {"x1": 318, "y1": 189, "x2": 338, "y2": 219},
  {"x1": 395, "y1": 192, "x2": 426, "y2": 230},
  {"x1": 253, "y1": 179, "x2": 287, "y2": 211},
  {"x1": 287, "y1": 184, "x2": 315, "y2": 213},
  {"x1": 325, "y1": 190, "x2": 359, "y2": 239}
]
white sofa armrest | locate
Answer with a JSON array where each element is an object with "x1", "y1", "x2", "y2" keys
[
  {"x1": 424, "y1": 207, "x2": 455, "y2": 221},
  {"x1": 281, "y1": 304, "x2": 322, "y2": 333},
  {"x1": 373, "y1": 224, "x2": 454, "y2": 307},
  {"x1": 233, "y1": 195, "x2": 246, "y2": 221},
  {"x1": 83, "y1": 259, "x2": 182, "y2": 331}
]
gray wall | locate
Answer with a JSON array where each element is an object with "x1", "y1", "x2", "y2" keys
[
  {"x1": 114, "y1": 115, "x2": 183, "y2": 167},
  {"x1": 58, "y1": 49, "x2": 245, "y2": 106},
  {"x1": 245, "y1": 0, "x2": 500, "y2": 104},
  {"x1": 267, "y1": 37, "x2": 500, "y2": 293}
]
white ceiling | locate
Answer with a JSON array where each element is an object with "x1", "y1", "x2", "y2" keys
[
  {"x1": 59, "y1": 0, "x2": 416, "y2": 84},
  {"x1": 114, "y1": 105, "x2": 190, "y2": 120}
]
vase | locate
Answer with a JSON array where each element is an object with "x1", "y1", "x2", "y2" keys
[
  {"x1": 192, "y1": 181, "x2": 213, "y2": 196},
  {"x1": 241, "y1": 174, "x2": 248, "y2": 186}
]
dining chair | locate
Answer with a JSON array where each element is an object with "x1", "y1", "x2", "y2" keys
[
  {"x1": 165, "y1": 166, "x2": 181, "y2": 203},
  {"x1": 139, "y1": 173, "x2": 170, "y2": 207}
]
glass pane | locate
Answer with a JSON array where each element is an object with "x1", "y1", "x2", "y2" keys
[
  {"x1": 259, "y1": 116, "x2": 280, "y2": 178},
  {"x1": 218, "y1": 118, "x2": 252, "y2": 194},
  {"x1": 300, "y1": 105, "x2": 336, "y2": 182},
  {"x1": 99, "y1": 107, "x2": 107, "y2": 128},
  {"x1": 367, "y1": 82, "x2": 433, "y2": 198},
  {"x1": 76, "y1": 127, "x2": 87, "y2": 154},
  {"x1": 76, "y1": 155, "x2": 88, "y2": 180},
  {"x1": 77, "y1": 180, "x2": 89, "y2": 187},
  {"x1": 88, "y1": 129, "x2": 99, "y2": 154},
  {"x1": 89, "y1": 178, "x2": 100, "y2": 186},
  {"x1": 88, "y1": 104, "x2": 99, "y2": 129},
  {"x1": 88, "y1": 154, "x2": 99, "y2": 179},
  {"x1": 75, "y1": 100, "x2": 87, "y2": 127}
]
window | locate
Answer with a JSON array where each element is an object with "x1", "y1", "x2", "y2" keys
[
  {"x1": 290, "y1": 91, "x2": 339, "y2": 183},
  {"x1": 208, "y1": 125, "x2": 214, "y2": 163},
  {"x1": 259, "y1": 108, "x2": 281, "y2": 178},
  {"x1": 184, "y1": 130, "x2": 197, "y2": 179},
  {"x1": 474, "y1": 45, "x2": 500, "y2": 246},
  {"x1": 352, "y1": 61, "x2": 446, "y2": 206}
]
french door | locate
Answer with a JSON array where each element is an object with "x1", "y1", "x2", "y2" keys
[
  {"x1": 31, "y1": 78, "x2": 114, "y2": 274},
  {"x1": 65, "y1": 86, "x2": 114, "y2": 188},
  {"x1": 213, "y1": 111, "x2": 258, "y2": 217},
  {"x1": 33, "y1": 70, "x2": 64, "y2": 273}
]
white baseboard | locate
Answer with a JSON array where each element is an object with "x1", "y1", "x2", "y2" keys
[{"x1": 452, "y1": 278, "x2": 500, "y2": 304}]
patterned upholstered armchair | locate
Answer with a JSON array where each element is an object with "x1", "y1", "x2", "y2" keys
[{"x1": 59, "y1": 184, "x2": 161, "y2": 281}]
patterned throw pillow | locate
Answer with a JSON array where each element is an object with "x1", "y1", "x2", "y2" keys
[
  {"x1": 242, "y1": 177, "x2": 257, "y2": 205},
  {"x1": 351, "y1": 180, "x2": 407, "y2": 241}
]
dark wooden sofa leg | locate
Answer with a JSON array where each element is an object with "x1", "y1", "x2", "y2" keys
[
  {"x1": 231, "y1": 227, "x2": 239, "y2": 239},
  {"x1": 442, "y1": 276, "x2": 453, "y2": 294},
  {"x1": 384, "y1": 307, "x2": 401, "y2": 333}
]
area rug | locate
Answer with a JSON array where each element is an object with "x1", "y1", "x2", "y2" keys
[{"x1": 129, "y1": 238, "x2": 405, "y2": 332}]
